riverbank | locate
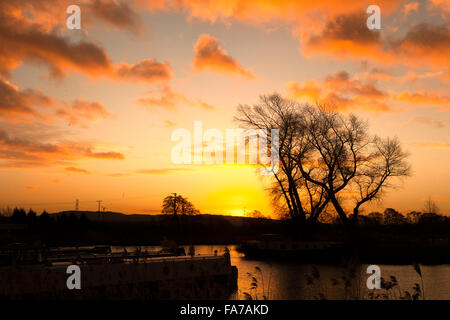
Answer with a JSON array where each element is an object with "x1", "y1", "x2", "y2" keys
[{"x1": 1, "y1": 212, "x2": 449, "y2": 264}]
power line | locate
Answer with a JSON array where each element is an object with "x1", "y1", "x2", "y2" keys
[
  {"x1": 5, "y1": 195, "x2": 148, "y2": 208},
  {"x1": 3, "y1": 195, "x2": 160, "y2": 214}
]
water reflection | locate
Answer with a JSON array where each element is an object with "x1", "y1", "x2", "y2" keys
[{"x1": 112, "y1": 245, "x2": 450, "y2": 300}]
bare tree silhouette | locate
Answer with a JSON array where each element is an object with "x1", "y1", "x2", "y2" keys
[
  {"x1": 235, "y1": 93, "x2": 411, "y2": 225},
  {"x1": 423, "y1": 196, "x2": 439, "y2": 214}
]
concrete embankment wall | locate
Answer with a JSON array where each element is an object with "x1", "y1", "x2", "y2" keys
[{"x1": 0, "y1": 256, "x2": 237, "y2": 299}]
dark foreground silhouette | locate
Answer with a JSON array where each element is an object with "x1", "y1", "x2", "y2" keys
[{"x1": 1, "y1": 208, "x2": 449, "y2": 264}]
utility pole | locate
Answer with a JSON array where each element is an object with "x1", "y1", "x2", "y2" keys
[
  {"x1": 96, "y1": 200, "x2": 102, "y2": 212},
  {"x1": 75, "y1": 199, "x2": 79, "y2": 211},
  {"x1": 96, "y1": 200, "x2": 105, "y2": 225}
]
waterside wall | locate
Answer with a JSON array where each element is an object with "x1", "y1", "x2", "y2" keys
[{"x1": 0, "y1": 255, "x2": 238, "y2": 299}]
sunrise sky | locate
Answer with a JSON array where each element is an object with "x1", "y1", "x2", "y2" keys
[{"x1": 0, "y1": 0, "x2": 449, "y2": 217}]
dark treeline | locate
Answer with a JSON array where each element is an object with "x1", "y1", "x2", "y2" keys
[
  {"x1": 0, "y1": 208, "x2": 283, "y2": 246},
  {"x1": 1, "y1": 208, "x2": 90, "y2": 231},
  {"x1": 0, "y1": 208, "x2": 91, "y2": 246},
  {"x1": 0, "y1": 207, "x2": 449, "y2": 248},
  {"x1": 318, "y1": 207, "x2": 449, "y2": 225}
]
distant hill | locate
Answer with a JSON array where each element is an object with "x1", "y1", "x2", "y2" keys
[
  {"x1": 2, "y1": 210, "x2": 284, "y2": 246},
  {"x1": 51, "y1": 210, "x2": 151, "y2": 223},
  {"x1": 51, "y1": 210, "x2": 276, "y2": 226}
]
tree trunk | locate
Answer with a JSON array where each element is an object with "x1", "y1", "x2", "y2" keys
[{"x1": 329, "y1": 193, "x2": 349, "y2": 224}]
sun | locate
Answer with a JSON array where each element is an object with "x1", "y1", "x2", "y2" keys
[{"x1": 226, "y1": 208, "x2": 247, "y2": 217}]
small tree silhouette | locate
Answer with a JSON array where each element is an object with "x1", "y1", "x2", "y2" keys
[
  {"x1": 11, "y1": 207, "x2": 27, "y2": 224},
  {"x1": 245, "y1": 210, "x2": 265, "y2": 219},
  {"x1": 383, "y1": 208, "x2": 407, "y2": 224},
  {"x1": 161, "y1": 193, "x2": 200, "y2": 215},
  {"x1": 423, "y1": 196, "x2": 439, "y2": 214}
]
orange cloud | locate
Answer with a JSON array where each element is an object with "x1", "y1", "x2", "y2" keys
[
  {"x1": 140, "y1": 1, "x2": 447, "y2": 70},
  {"x1": 411, "y1": 117, "x2": 446, "y2": 128},
  {"x1": 288, "y1": 70, "x2": 450, "y2": 114},
  {"x1": 0, "y1": 129, "x2": 125, "y2": 167},
  {"x1": 140, "y1": 1, "x2": 415, "y2": 67},
  {"x1": 6, "y1": 1, "x2": 447, "y2": 81},
  {"x1": 391, "y1": 90, "x2": 450, "y2": 110},
  {"x1": 287, "y1": 70, "x2": 390, "y2": 112},
  {"x1": 5, "y1": 1, "x2": 142, "y2": 35},
  {"x1": 302, "y1": 11, "x2": 394, "y2": 63},
  {"x1": 0, "y1": 2, "x2": 171, "y2": 82},
  {"x1": 84, "y1": 150, "x2": 125, "y2": 160},
  {"x1": 135, "y1": 168, "x2": 191, "y2": 175},
  {"x1": 0, "y1": 78, "x2": 112, "y2": 126},
  {"x1": 286, "y1": 81, "x2": 322, "y2": 101},
  {"x1": 192, "y1": 34, "x2": 254, "y2": 78},
  {"x1": 65, "y1": 167, "x2": 90, "y2": 174},
  {"x1": 90, "y1": 0, "x2": 142, "y2": 34},
  {"x1": 106, "y1": 173, "x2": 132, "y2": 177},
  {"x1": 115, "y1": 59, "x2": 172, "y2": 83},
  {"x1": 414, "y1": 142, "x2": 450, "y2": 149},
  {"x1": 147, "y1": 1, "x2": 440, "y2": 71},
  {"x1": 404, "y1": 2, "x2": 419, "y2": 17},
  {"x1": 141, "y1": 0, "x2": 401, "y2": 24},
  {"x1": 391, "y1": 23, "x2": 450, "y2": 69},
  {"x1": 428, "y1": 0, "x2": 450, "y2": 16},
  {"x1": 0, "y1": 5, "x2": 113, "y2": 77},
  {"x1": 137, "y1": 86, "x2": 216, "y2": 110},
  {"x1": 355, "y1": 69, "x2": 445, "y2": 83},
  {"x1": 0, "y1": 78, "x2": 53, "y2": 120},
  {"x1": 55, "y1": 100, "x2": 111, "y2": 127}
]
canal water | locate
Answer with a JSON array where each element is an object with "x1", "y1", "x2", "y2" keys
[{"x1": 113, "y1": 245, "x2": 450, "y2": 300}]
